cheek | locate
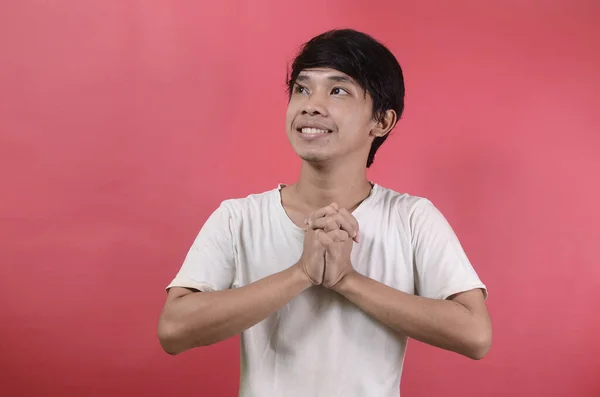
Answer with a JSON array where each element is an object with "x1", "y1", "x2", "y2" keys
[
  {"x1": 333, "y1": 104, "x2": 372, "y2": 132},
  {"x1": 285, "y1": 102, "x2": 299, "y2": 128}
]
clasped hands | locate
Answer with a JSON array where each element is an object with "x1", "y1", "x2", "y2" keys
[{"x1": 297, "y1": 202, "x2": 360, "y2": 289}]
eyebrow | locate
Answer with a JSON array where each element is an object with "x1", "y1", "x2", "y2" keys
[{"x1": 296, "y1": 74, "x2": 356, "y2": 84}]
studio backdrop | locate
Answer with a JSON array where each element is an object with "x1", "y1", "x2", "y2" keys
[{"x1": 1, "y1": 1, "x2": 599, "y2": 396}]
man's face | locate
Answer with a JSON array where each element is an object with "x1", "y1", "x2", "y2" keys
[{"x1": 285, "y1": 68, "x2": 376, "y2": 166}]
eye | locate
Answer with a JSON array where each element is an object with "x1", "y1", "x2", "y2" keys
[
  {"x1": 294, "y1": 84, "x2": 309, "y2": 95},
  {"x1": 331, "y1": 87, "x2": 349, "y2": 96}
]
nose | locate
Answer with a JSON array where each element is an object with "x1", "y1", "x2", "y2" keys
[{"x1": 301, "y1": 94, "x2": 328, "y2": 116}]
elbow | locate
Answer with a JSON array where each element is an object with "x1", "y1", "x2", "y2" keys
[
  {"x1": 465, "y1": 327, "x2": 492, "y2": 360},
  {"x1": 157, "y1": 319, "x2": 187, "y2": 356},
  {"x1": 157, "y1": 317, "x2": 214, "y2": 355},
  {"x1": 159, "y1": 340, "x2": 182, "y2": 356}
]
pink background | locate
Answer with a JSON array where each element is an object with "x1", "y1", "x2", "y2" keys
[{"x1": 1, "y1": 1, "x2": 599, "y2": 396}]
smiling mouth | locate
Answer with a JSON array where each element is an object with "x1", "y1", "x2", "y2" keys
[{"x1": 297, "y1": 127, "x2": 332, "y2": 135}]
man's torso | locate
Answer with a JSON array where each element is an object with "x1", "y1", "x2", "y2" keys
[{"x1": 227, "y1": 184, "x2": 418, "y2": 397}]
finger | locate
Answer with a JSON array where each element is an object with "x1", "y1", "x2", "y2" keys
[
  {"x1": 306, "y1": 203, "x2": 339, "y2": 225},
  {"x1": 327, "y1": 229, "x2": 349, "y2": 242},
  {"x1": 310, "y1": 215, "x2": 340, "y2": 232},
  {"x1": 315, "y1": 228, "x2": 335, "y2": 247},
  {"x1": 308, "y1": 204, "x2": 337, "y2": 223},
  {"x1": 338, "y1": 208, "x2": 360, "y2": 243},
  {"x1": 324, "y1": 217, "x2": 341, "y2": 233},
  {"x1": 311, "y1": 213, "x2": 357, "y2": 238},
  {"x1": 332, "y1": 210, "x2": 358, "y2": 240}
]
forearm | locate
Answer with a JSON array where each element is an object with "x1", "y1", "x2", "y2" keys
[
  {"x1": 159, "y1": 265, "x2": 311, "y2": 354},
  {"x1": 334, "y1": 272, "x2": 490, "y2": 359}
]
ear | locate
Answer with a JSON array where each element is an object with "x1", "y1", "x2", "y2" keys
[{"x1": 370, "y1": 109, "x2": 397, "y2": 138}]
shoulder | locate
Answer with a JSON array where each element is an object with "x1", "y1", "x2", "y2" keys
[
  {"x1": 371, "y1": 184, "x2": 452, "y2": 237},
  {"x1": 373, "y1": 183, "x2": 434, "y2": 219},
  {"x1": 215, "y1": 185, "x2": 281, "y2": 219},
  {"x1": 373, "y1": 184, "x2": 462, "y2": 247}
]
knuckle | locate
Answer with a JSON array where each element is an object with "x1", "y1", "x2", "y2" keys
[
  {"x1": 326, "y1": 219, "x2": 338, "y2": 229},
  {"x1": 331, "y1": 230, "x2": 346, "y2": 241}
]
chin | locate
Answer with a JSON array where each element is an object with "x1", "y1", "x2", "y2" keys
[
  {"x1": 300, "y1": 153, "x2": 339, "y2": 166},
  {"x1": 290, "y1": 139, "x2": 336, "y2": 164},
  {"x1": 294, "y1": 149, "x2": 328, "y2": 163},
  {"x1": 300, "y1": 154, "x2": 326, "y2": 163}
]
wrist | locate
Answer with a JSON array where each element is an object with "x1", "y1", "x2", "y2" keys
[
  {"x1": 290, "y1": 262, "x2": 314, "y2": 290},
  {"x1": 331, "y1": 269, "x2": 360, "y2": 293}
]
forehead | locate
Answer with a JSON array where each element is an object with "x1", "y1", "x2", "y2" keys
[{"x1": 296, "y1": 68, "x2": 359, "y2": 85}]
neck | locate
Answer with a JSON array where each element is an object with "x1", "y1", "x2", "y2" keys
[{"x1": 292, "y1": 159, "x2": 373, "y2": 212}]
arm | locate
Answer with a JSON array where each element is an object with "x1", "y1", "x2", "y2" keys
[
  {"x1": 308, "y1": 199, "x2": 492, "y2": 359},
  {"x1": 158, "y1": 264, "x2": 311, "y2": 355},
  {"x1": 333, "y1": 273, "x2": 491, "y2": 359}
]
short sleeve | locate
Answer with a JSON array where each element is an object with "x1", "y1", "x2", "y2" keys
[
  {"x1": 166, "y1": 203, "x2": 237, "y2": 292},
  {"x1": 410, "y1": 199, "x2": 487, "y2": 300}
]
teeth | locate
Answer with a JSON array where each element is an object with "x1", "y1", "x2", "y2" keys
[{"x1": 301, "y1": 127, "x2": 328, "y2": 134}]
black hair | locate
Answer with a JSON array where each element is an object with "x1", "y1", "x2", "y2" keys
[{"x1": 286, "y1": 29, "x2": 405, "y2": 167}]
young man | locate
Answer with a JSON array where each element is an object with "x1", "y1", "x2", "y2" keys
[{"x1": 158, "y1": 29, "x2": 491, "y2": 396}]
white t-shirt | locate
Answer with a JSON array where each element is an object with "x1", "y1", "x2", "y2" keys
[{"x1": 166, "y1": 183, "x2": 487, "y2": 397}]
